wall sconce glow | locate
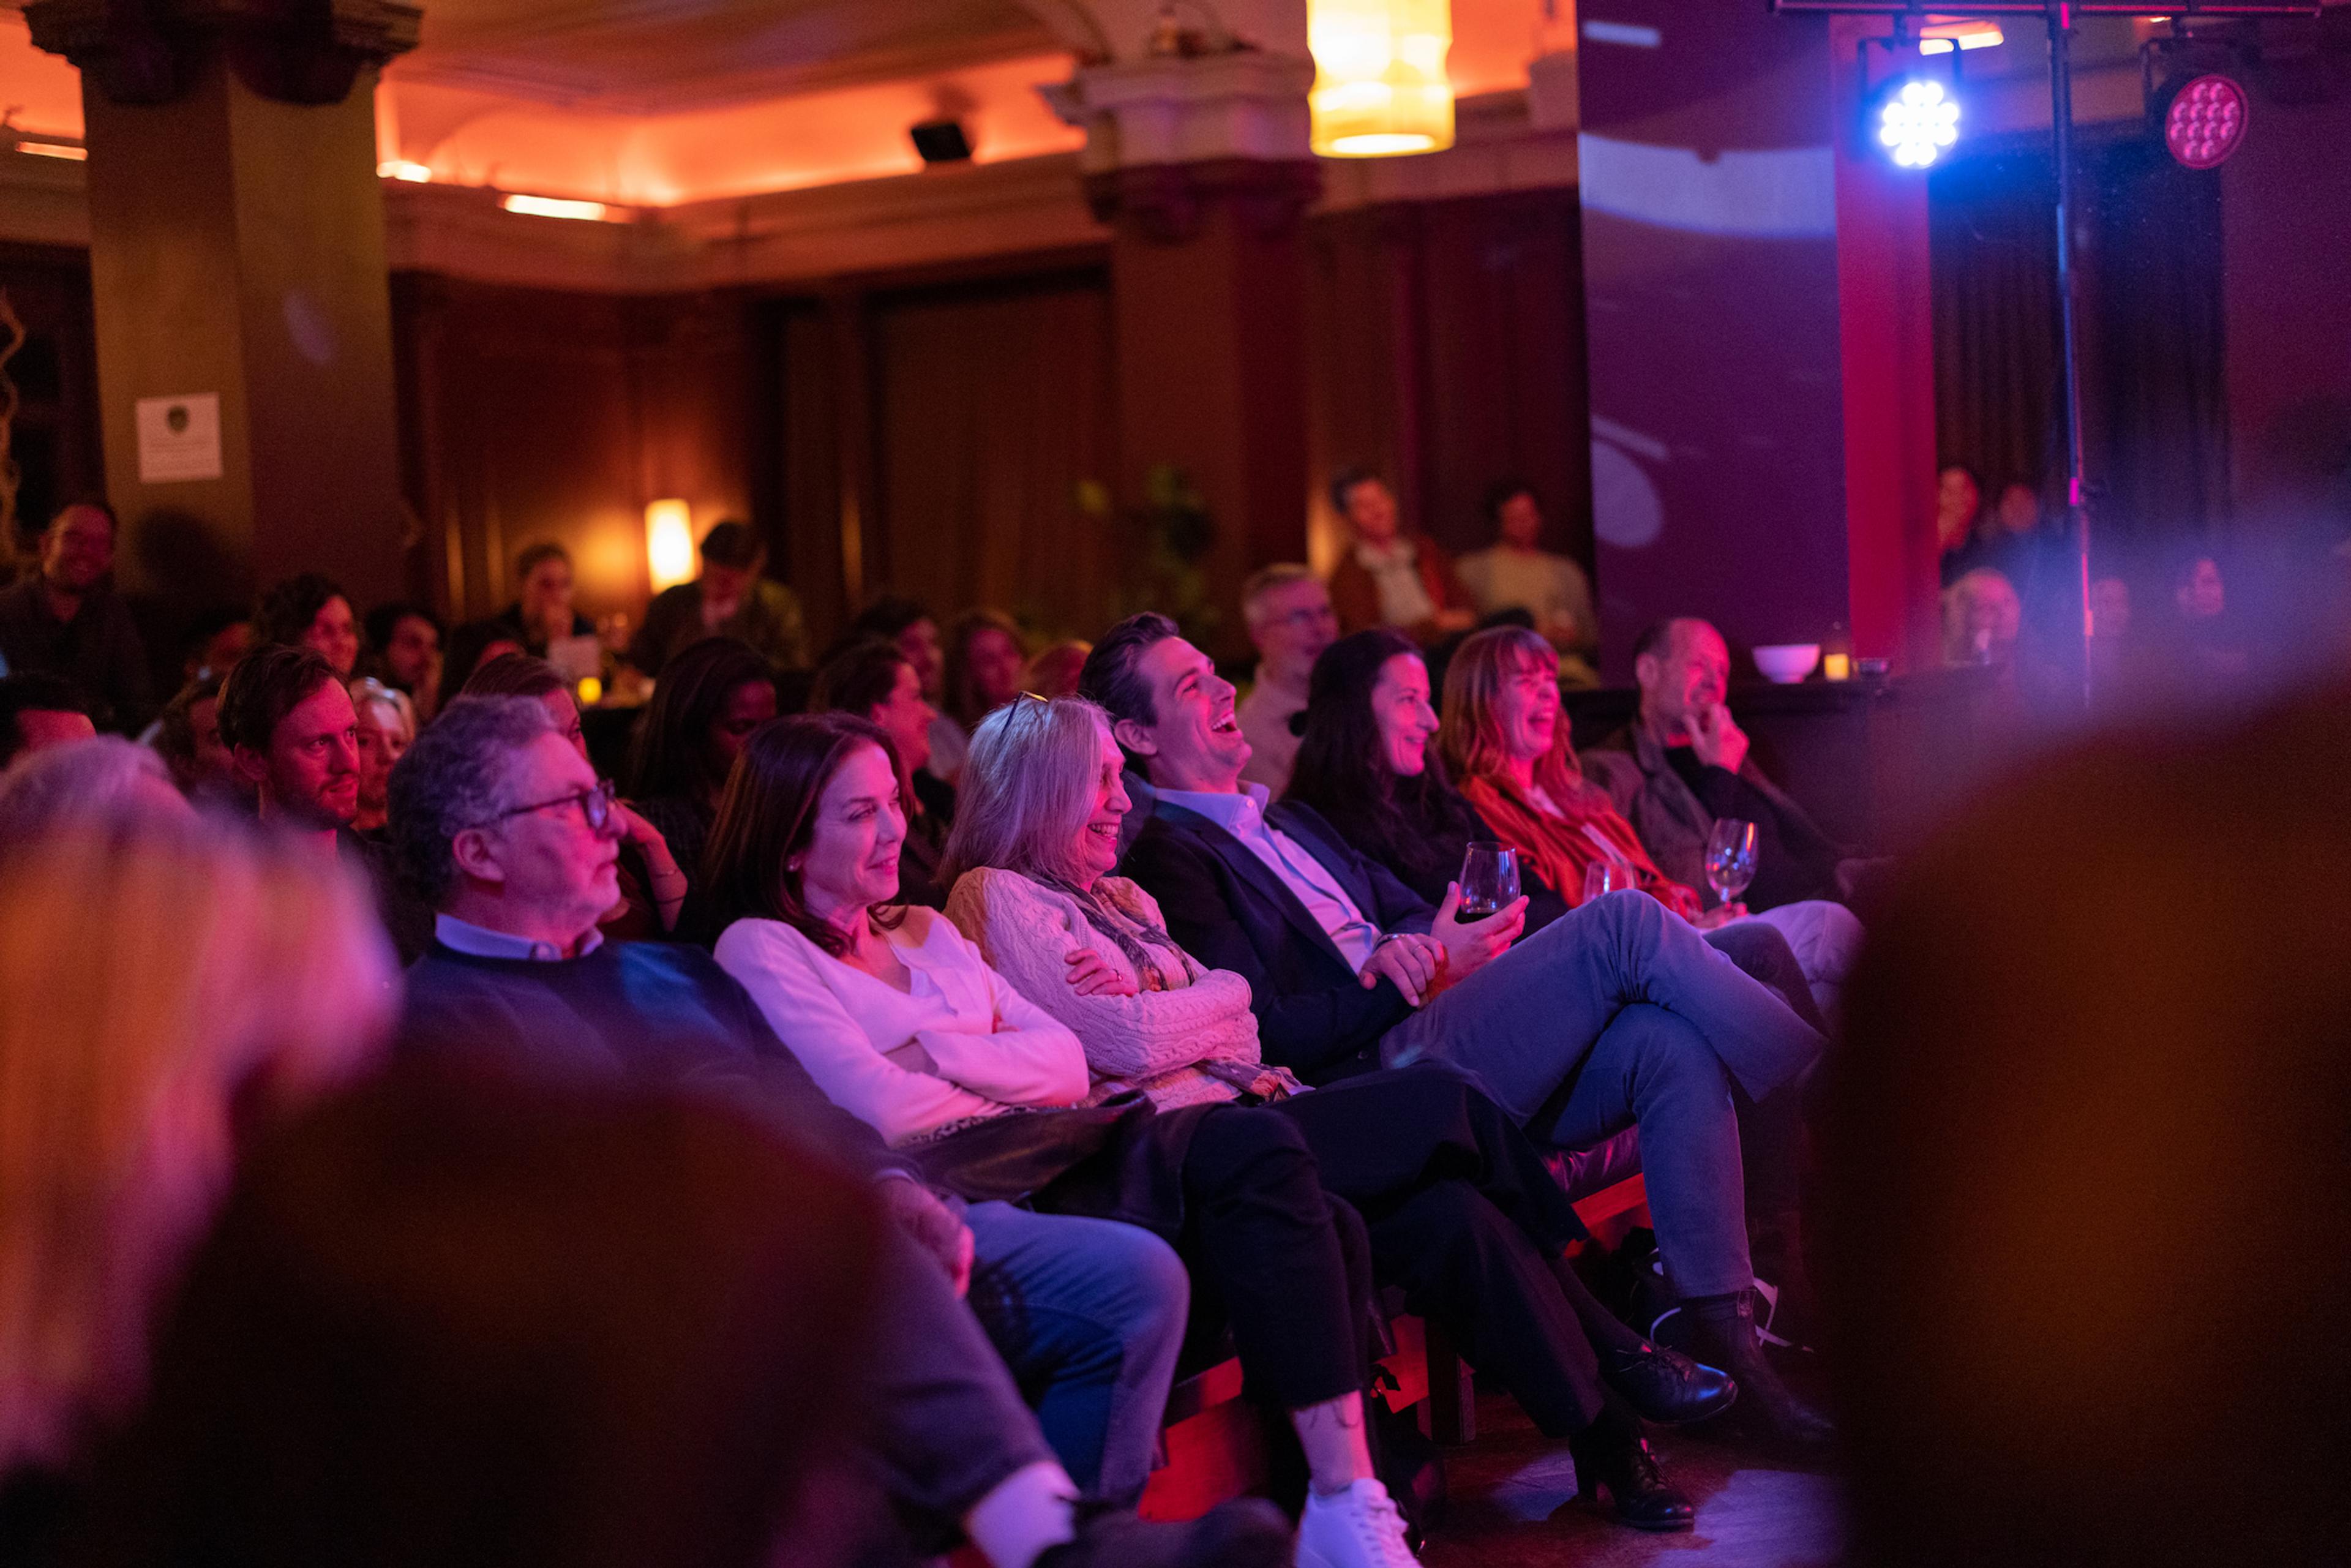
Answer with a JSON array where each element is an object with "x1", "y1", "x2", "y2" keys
[
  {"x1": 645, "y1": 500, "x2": 696, "y2": 593},
  {"x1": 501, "y1": 193, "x2": 611, "y2": 221},
  {"x1": 378, "y1": 160, "x2": 433, "y2": 182},
  {"x1": 12, "y1": 140, "x2": 88, "y2": 161},
  {"x1": 1918, "y1": 23, "x2": 2003, "y2": 54},
  {"x1": 1308, "y1": 0, "x2": 1455, "y2": 158},
  {"x1": 1876, "y1": 78, "x2": 1961, "y2": 169}
]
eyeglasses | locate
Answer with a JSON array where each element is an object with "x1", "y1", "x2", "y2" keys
[{"x1": 478, "y1": 778, "x2": 617, "y2": 833}]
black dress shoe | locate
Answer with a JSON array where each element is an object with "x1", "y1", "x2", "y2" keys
[
  {"x1": 1035, "y1": 1498, "x2": 1293, "y2": 1568},
  {"x1": 1568, "y1": 1425, "x2": 1696, "y2": 1532},
  {"x1": 1686, "y1": 1291, "x2": 1836, "y2": 1447},
  {"x1": 1598, "y1": 1340, "x2": 1738, "y2": 1425}
]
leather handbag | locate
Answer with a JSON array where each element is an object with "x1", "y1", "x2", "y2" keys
[{"x1": 907, "y1": 1092, "x2": 1158, "y2": 1205}]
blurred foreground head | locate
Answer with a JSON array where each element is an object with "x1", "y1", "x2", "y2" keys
[
  {"x1": 105, "y1": 1065, "x2": 880, "y2": 1568},
  {"x1": 0, "y1": 811, "x2": 395, "y2": 1473},
  {"x1": 1825, "y1": 685, "x2": 2351, "y2": 1566}
]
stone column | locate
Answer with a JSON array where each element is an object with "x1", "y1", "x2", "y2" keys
[
  {"x1": 26, "y1": 0, "x2": 419, "y2": 608},
  {"x1": 1049, "y1": 49, "x2": 1321, "y2": 661}
]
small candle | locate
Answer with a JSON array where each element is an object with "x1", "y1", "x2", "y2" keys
[{"x1": 1822, "y1": 651, "x2": 1851, "y2": 681}]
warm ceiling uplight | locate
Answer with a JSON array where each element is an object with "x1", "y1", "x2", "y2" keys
[
  {"x1": 1309, "y1": 0, "x2": 1455, "y2": 159},
  {"x1": 377, "y1": 159, "x2": 433, "y2": 182},
  {"x1": 12, "y1": 139, "x2": 87, "y2": 161},
  {"x1": 501, "y1": 193, "x2": 612, "y2": 222},
  {"x1": 1919, "y1": 21, "x2": 2003, "y2": 54},
  {"x1": 645, "y1": 500, "x2": 695, "y2": 594}
]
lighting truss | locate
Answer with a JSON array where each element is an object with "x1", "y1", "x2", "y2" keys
[{"x1": 1769, "y1": 0, "x2": 2320, "y2": 704}]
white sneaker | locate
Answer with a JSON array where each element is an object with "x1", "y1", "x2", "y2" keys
[{"x1": 1295, "y1": 1478, "x2": 1421, "y2": 1568}]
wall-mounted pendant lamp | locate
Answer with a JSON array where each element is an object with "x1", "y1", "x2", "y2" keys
[
  {"x1": 645, "y1": 500, "x2": 696, "y2": 594},
  {"x1": 1308, "y1": 0, "x2": 1454, "y2": 157}
]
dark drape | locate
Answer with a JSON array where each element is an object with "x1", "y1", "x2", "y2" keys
[{"x1": 1929, "y1": 135, "x2": 2230, "y2": 578}]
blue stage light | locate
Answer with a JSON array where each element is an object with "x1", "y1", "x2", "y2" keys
[{"x1": 1873, "y1": 76, "x2": 1961, "y2": 170}]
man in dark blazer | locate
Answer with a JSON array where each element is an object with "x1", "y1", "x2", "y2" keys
[{"x1": 1080, "y1": 613, "x2": 1832, "y2": 1445}]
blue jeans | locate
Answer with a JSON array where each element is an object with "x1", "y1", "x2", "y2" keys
[
  {"x1": 963, "y1": 1201, "x2": 1190, "y2": 1507},
  {"x1": 1382, "y1": 890, "x2": 1826, "y2": 1299}
]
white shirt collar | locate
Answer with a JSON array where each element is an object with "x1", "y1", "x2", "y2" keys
[
  {"x1": 434, "y1": 912, "x2": 604, "y2": 962},
  {"x1": 1155, "y1": 781, "x2": 1272, "y2": 837}
]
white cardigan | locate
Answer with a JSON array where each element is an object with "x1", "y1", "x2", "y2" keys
[
  {"x1": 714, "y1": 905, "x2": 1092, "y2": 1147},
  {"x1": 945, "y1": 868, "x2": 1296, "y2": 1110}
]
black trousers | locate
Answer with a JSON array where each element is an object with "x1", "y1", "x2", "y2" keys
[{"x1": 1267, "y1": 1062, "x2": 1613, "y2": 1438}]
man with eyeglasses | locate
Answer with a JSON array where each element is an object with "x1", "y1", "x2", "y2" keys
[
  {"x1": 1235, "y1": 564, "x2": 1340, "y2": 796},
  {"x1": 388, "y1": 695, "x2": 1283, "y2": 1568}
]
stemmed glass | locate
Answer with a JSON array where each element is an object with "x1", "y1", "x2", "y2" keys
[
  {"x1": 1581, "y1": 861, "x2": 1625, "y2": 904},
  {"x1": 1458, "y1": 842, "x2": 1521, "y2": 920},
  {"x1": 1704, "y1": 819, "x2": 1759, "y2": 911}
]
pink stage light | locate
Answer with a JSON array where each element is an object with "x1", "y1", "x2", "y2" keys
[{"x1": 2162, "y1": 73, "x2": 2249, "y2": 170}]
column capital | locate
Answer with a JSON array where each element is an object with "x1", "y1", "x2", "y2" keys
[
  {"x1": 25, "y1": 0, "x2": 421, "y2": 108},
  {"x1": 1042, "y1": 49, "x2": 1321, "y2": 241}
]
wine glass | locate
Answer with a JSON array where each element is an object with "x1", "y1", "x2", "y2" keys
[
  {"x1": 1458, "y1": 842, "x2": 1520, "y2": 920},
  {"x1": 1581, "y1": 861, "x2": 1625, "y2": 904},
  {"x1": 1704, "y1": 819, "x2": 1759, "y2": 911}
]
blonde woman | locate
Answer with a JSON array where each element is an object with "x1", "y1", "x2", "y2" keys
[{"x1": 0, "y1": 811, "x2": 396, "y2": 1553}]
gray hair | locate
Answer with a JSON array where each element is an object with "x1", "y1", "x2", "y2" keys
[
  {"x1": 1241, "y1": 563, "x2": 1322, "y2": 631},
  {"x1": 388, "y1": 696, "x2": 557, "y2": 908},
  {"x1": 0, "y1": 737, "x2": 186, "y2": 854},
  {"x1": 940, "y1": 695, "x2": 1188, "y2": 980}
]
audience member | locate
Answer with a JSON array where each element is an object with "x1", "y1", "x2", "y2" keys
[
  {"x1": 1235, "y1": 565, "x2": 1338, "y2": 796},
  {"x1": 0, "y1": 812, "x2": 394, "y2": 1565},
  {"x1": 97, "y1": 1065, "x2": 885, "y2": 1568},
  {"x1": 0, "y1": 501, "x2": 151, "y2": 733},
  {"x1": 388, "y1": 697, "x2": 1274, "y2": 1567},
  {"x1": 943, "y1": 695, "x2": 1738, "y2": 1532},
  {"x1": 1081, "y1": 613, "x2": 1832, "y2": 1441},
  {"x1": 702, "y1": 711, "x2": 1418, "y2": 1568},
  {"x1": 347, "y1": 677, "x2": 416, "y2": 838},
  {"x1": 1324, "y1": 468, "x2": 1475, "y2": 644},
  {"x1": 811, "y1": 637, "x2": 952, "y2": 909},
  {"x1": 932, "y1": 609, "x2": 1027, "y2": 786},
  {"x1": 1455, "y1": 481, "x2": 1599, "y2": 673},
  {"x1": 1823, "y1": 680, "x2": 2351, "y2": 1567},
  {"x1": 842, "y1": 595, "x2": 946, "y2": 702},
  {"x1": 622, "y1": 636, "x2": 778, "y2": 918},
  {"x1": 151, "y1": 673, "x2": 236, "y2": 798},
  {"x1": 435, "y1": 617, "x2": 526, "y2": 716},
  {"x1": 496, "y1": 539, "x2": 597, "y2": 658},
  {"x1": 1941, "y1": 566, "x2": 2022, "y2": 667},
  {"x1": 1587, "y1": 618, "x2": 1852, "y2": 913},
  {"x1": 1024, "y1": 639, "x2": 1092, "y2": 700},
  {"x1": 0, "y1": 737, "x2": 190, "y2": 853},
  {"x1": 2163, "y1": 550, "x2": 2252, "y2": 694},
  {"x1": 629, "y1": 519, "x2": 808, "y2": 678},
  {"x1": 218, "y1": 644, "x2": 431, "y2": 961},
  {"x1": 252, "y1": 572, "x2": 361, "y2": 678},
  {"x1": 1934, "y1": 463, "x2": 1984, "y2": 585},
  {"x1": 172, "y1": 606, "x2": 251, "y2": 688},
  {"x1": 362, "y1": 599, "x2": 443, "y2": 718},
  {"x1": 463, "y1": 651, "x2": 689, "y2": 938},
  {"x1": 1442, "y1": 626, "x2": 1861, "y2": 1019},
  {"x1": 0, "y1": 674, "x2": 96, "y2": 771}
]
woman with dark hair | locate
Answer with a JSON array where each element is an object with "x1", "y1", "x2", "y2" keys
[
  {"x1": 703, "y1": 713, "x2": 1421, "y2": 1568},
  {"x1": 840, "y1": 596, "x2": 943, "y2": 703},
  {"x1": 929, "y1": 610, "x2": 1027, "y2": 787},
  {"x1": 252, "y1": 574, "x2": 360, "y2": 679},
  {"x1": 435, "y1": 619, "x2": 527, "y2": 718},
  {"x1": 361, "y1": 602, "x2": 443, "y2": 724},
  {"x1": 625, "y1": 637, "x2": 778, "y2": 917},
  {"x1": 811, "y1": 639, "x2": 951, "y2": 909},
  {"x1": 464, "y1": 653, "x2": 690, "y2": 939},
  {"x1": 941, "y1": 696, "x2": 1734, "y2": 1535},
  {"x1": 495, "y1": 541, "x2": 596, "y2": 658}
]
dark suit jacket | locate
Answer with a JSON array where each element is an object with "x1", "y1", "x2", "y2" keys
[{"x1": 1119, "y1": 795, "x2": 1435, "y2": 1082}]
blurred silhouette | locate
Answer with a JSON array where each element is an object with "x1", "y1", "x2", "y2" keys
[{"x1": 1823, "y1": 684, "x2": 2351, "y2": 1566}]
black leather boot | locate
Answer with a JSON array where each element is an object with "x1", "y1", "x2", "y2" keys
[
  {"x1": 1596, "y1": 1339, "x2": 1738, "y2": 1425},
  {"x1": 1685, "y1": 1290, "x2": 1835, "y2": 1447},
  {"x1": 1567, "y1": 1417, "x2": 1695, "y2": 1532}
]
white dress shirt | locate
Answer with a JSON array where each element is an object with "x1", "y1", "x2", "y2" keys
[
  {"x1": 433, "y1": 912, "x2": 603, "y2": 962},
  {"x1": 1354, "y1": 538, "x2": 1438, "y2": 629},
  {"x1": 1155, "y1": 782, "x2": 1382, "y2": 973}
]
